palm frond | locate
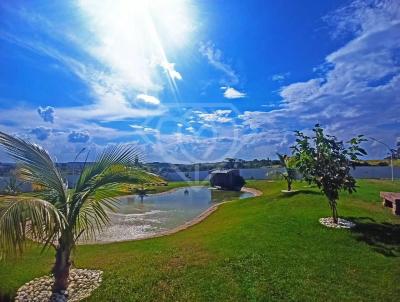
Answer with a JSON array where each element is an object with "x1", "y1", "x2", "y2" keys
[
  {"x1": 68, "y1": 145, "x2": 163, "y2": 239},
  {"x1": 0, "y1": 132, "x2": 67, "y2": 207},
  {"x1": 73, "y1": 192, "x2": 119, "y2": 242},
  {"x1": 0, "y1": 198, "x2": 64, "y2": 258},
  {"x1": 74, "y1": 144, "x2": 143, "y2": 192},
  {"x1": 71, "y1": 165, "x2": 163, "y2": 223}
]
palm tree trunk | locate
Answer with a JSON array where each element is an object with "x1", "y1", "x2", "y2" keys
[{"x1": 52, "y1": 233, "x2": 73, "y2": 293}]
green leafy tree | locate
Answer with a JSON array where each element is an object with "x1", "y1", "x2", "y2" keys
[
  {"x1": 291, "y1": 124, "x2": 367, "y2": 223},
  {"x1": 276, "y1": 153, "x2": 297, "y2": 191},
  {"x1": 0, "y1": 132, "x2": 163, "y2": 294}
]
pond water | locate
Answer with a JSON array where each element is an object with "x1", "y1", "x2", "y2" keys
[{"x1": 92, "y1": 186, "x2": 253, "y2": 243}]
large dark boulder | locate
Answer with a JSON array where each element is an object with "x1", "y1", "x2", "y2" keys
[{"x1": 209, "y1": 169, "x2": 245, "y2": 191}]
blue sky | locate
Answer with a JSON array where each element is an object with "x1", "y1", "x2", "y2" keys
[{"x1": 0, "y1": 0, "x2": 399, "y2": 163}]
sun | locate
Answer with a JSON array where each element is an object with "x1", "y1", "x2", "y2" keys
[{"x1": 76, "y1": 0, "x2": 196, "y2": 95}]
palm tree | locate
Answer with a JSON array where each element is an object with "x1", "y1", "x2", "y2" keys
[{"x1": 0, "y1": 131, "x2": 163, "y2": 294}]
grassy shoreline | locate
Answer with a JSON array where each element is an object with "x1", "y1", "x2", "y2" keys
[{"x1": 1, "y1": 179, "x2": 400, "y2": 301}]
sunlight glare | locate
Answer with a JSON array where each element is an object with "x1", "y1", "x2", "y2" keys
[{"x1": 77, "y1": 0, "x2": 195, "y2": 96}]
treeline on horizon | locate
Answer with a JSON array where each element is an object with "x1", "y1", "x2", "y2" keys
[
  {"x1": 0, "y1": 158, "x2": 395, "y2": 177},
  {"x1": 143, "y1": 158, "x2": 394, "y2": 174},
  {"x1": 144, "y1": 158, "x2": 279, "y2": 173}
]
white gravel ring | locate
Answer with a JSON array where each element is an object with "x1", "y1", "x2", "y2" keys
[
  {"x1": 15, "y1": 268, "x2": 103, "y2": 302},
  {"x1": 319, "y1": 217, "x2": 356, "y2": 229}
]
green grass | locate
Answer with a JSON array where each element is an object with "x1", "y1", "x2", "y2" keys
[{"x1": 1, "y1": 180, "x2": 400, "y2": 301}]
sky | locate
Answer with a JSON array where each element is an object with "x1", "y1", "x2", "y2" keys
[{"x1": 0, "y1": 0, "x2": 399, "y2": 163}]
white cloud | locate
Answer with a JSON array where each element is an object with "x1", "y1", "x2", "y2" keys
[
  {"x1": 239, "y1": 0, "x2": 400, "y2": 158},
  {"x1": 0, "y1": 106, "x2": 140, "y2": 161},
  {"x1": 280, "y1": 78, "x2": 323, "y2": 104},
  {"x1": 143, "y1": 127, "x2": 159, "y2": 134},
  {"x1": 197, "y1": 109, "x2": 233, "y2": 123},
  {"x1": 68, "y1": 130, "x2": 90, "y2": 143},
  {"x1": 222, "y1": 87, "x2": 246, "y2": 99},
  {"x1": 76, "y1": 0, "x2": 193, "y2": 92},
  {"x1": 136, "y1": 94, "x2": 161, "y2": 105},
  {"x1": 238, "y1": 110, "x2": 287, "y2": 129},
  {"x1": 0, "y1": 24, "x2": 167, "y2": 121},
  {"x1": 185, "y1": 126, "x2": 195, "y2": 133},
  {"x1": 129, "y1": 124, "x2": 159, "y2": 135},
  {"x1": 147, "y1": 126, "x2": 244, "y2": 163},
  {"x1": 160, "y1": 61, "x2": 182, "y2": 81},
  {"x1": 199, "y1": 41, "x2": 239, "y2": 85},
  {"x1": 0, "y1": 1, "x2": 196, "y2": 122},
  {"x1": 323, "y1": 0, "x2": 400, "y2": 39},
  {"x1": 130, "y1": 125, "x2": 144, "y2": 129},
  {"x1": 37, "y1": 106, "x2": 55, "y2": 123},
  {"x1": 2, "y1": 0, "x2": 399, "y2": 162},
  {"x1": 177, "y1": 123, "x2": 183, "y2": 127},
  {"x1": 30, "y1": 126, "x2": 51, "y2": 141},
  {"x1": 271, "y1": 72, "x2": 290, "y2": 82}
]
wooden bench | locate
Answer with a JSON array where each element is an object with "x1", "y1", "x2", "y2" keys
[{"x1": 380, "y1": 192, "x2": 400, "y2": 215}]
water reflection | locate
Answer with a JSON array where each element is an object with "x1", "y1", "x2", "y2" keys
[{"x1": 91, "y1": 186, "x2": 253, "y2": 243}]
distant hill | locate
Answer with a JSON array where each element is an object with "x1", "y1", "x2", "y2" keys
[
  {"x1": 354, "y1": 159, "x2": 400, "y2": 167},
  {"x1": 143, "y1": 159, "x2": 281, "y2": 174}
]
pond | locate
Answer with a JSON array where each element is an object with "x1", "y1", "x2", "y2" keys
[{"x1": 91, "y1": 186, "x2": 254, "y2": 243}]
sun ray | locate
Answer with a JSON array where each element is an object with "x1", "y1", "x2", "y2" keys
[{"x1": 76, "y1": 0, "x2": 195, "y2": 103}]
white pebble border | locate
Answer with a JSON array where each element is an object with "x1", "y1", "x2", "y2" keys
[
  {"x1": 15, "y1": 269, "x2": 102, "y2": 302},
  {"x1": 319, "y1": 217, "x2": 356, "y2": 229},
  {"x1": 281, "y1": 190, "x2": 299, "y2": 194}
]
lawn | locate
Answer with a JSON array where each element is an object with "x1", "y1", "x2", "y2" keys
[{"x1": 1, "y1": 179, "x2": 400, "y2": 301}]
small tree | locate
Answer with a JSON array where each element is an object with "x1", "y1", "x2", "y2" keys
[
  {"x1": 277, "y1": 153, "x2": 297, "y2": 191},
  {"x1": 291, "y1": 124, "x2": 367, "y2": 223}
]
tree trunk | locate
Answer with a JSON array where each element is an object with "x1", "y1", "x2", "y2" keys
[
  {"x1": 52, "y1": 234, "x2": 73, "y2": 293},
  {"x1": 330, "y1": 200, "x2": 338, "y2": 224},
  {"x1": 288, "y1": 180, "x2": 292, "y2": 191}
]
